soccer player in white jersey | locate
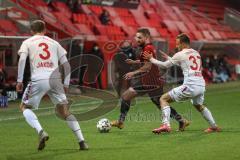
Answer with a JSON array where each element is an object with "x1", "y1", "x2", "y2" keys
[
  {"x1": 16, "y1": 20, "x2": 88, "y2": 150},
  {"x1": 143, "y1": 33, "x2": 221, "y2": 134}
]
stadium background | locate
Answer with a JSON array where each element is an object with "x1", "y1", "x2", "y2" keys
[
  {"x1": 0, "y1": 1, "x2": 240, "y2": 160},
  {"x1": 0, "y1": 0, "x2": 240, "y2": 95}
]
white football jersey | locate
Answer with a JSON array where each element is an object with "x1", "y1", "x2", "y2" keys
[
  {"x1": 18, "y1": 35, "x2": 67, "y2": 81},
  {"x1": 169, "y1": 48, "x2": 205, "y2": 86}
]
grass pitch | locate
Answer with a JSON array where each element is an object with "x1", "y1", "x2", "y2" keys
[{"x1": 0, "y1": 81, "x2": 240, "y2": 160}]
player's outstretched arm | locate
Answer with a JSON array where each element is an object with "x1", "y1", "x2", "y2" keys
[
  {"x1": 143, "y1": 51, "x2": 173, "y2": 69},
  {"x1": 149, "y1": 58, "x2": 173, "y2": 69}
]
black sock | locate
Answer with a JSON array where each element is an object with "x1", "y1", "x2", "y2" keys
[
  {"x1": 150, "y1": 97, "x2": 160, "y2": 109},
  {"x1": 119, "y1": 99, "x2": 131, "y2": 122},
  {"x1": 170, "y1": 107, "x2": 183, "y2": 123}
]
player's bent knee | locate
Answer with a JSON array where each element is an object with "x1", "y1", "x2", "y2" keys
[
  {"x1": 159, "y1": 96, "x2": 165, "y2": 103},
  {"x1": 56, "y1": 104, "x2": 70, "y2": 119},
  {"x1": 19, "y1": 103, "x2": 32, "y2": 112},
  {"x1": 19, "y1": 103, "x2": 24, "y2": 111},
  {"x1": 122, "y1": 88, "x2": 136, "y2": 101},
  {"x1": 121, "y1": 94, "x2": 128, "y2": 101},
  {"x1": 160, "y1": 93, "x2": 173, "y2": 108}
]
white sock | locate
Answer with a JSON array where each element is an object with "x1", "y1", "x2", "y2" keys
[
  {"x1": 201, "y1": 107, "x2": 216, "y2": 127},
  {"x1": 161, "y1": 106, "x2": 171, "y2": 127},
  {"x1": 23, "y1": 109, "x2": 43, "y2": 134},
  {"x1": 66, "y1": 114, "x2": 85, "y2": 142}
]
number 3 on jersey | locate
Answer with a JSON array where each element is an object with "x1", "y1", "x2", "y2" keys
[
  {"x1": 39, "y1": 43, "x2": 51, "y2": 60},
  {"x1": 189, "y1": 55, "x2": 202, "y2": 71}
]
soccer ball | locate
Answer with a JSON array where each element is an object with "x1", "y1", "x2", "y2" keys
[{"x1": 97, "y1": 118, "x2": 111, "y2": 133}]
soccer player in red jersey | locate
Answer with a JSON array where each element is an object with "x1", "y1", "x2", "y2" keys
[{"x1": 111, "y1": 28, "x2": 190, "y2": 131}]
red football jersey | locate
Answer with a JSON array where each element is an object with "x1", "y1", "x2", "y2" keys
[{"x1": 139, "y1": 43, "x2": 164, "y2": 88}]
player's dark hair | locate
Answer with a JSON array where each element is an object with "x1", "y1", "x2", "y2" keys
[
  {"x1": 176, "y1": 33, "x2": 190, "y2": 45},
  {"x1": 137, "y1": 28, "x2": 151, "y2": 38},
  {"x1": 30, "y1": 20, "x2": 46, "y2": 33}
]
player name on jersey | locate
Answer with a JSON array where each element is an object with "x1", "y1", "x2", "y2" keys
[
  {"x1": 194, "y1": 72, "x2": 202, "y2": 77},
  {"x1": 36, "y1": 61, "x2": 54, "y2": 68}
]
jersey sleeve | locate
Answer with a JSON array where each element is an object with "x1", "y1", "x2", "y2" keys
[
  {"x1": 57, "y1": 42, "x2": 67, "y2": 60},
  {"x1": 18, "y1": 41, "x2": 28, "y2": 56},
  {"x1": 169, "y1": 52, "x2": 182, "y2": 65}
]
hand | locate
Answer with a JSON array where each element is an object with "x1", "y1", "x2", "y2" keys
[
  {"x1": 159, "y1": 50, "x2": 169, "y2": 60},
  {"x1": 142, "y1": 51, "x2": 153, "y2": 60},
  {"x1": 125, "y1": 59, "x2": 135, "y2": 64},
  {"x1": 124, "y1": 72, "x2": 135, "y2": 80},
  {"x1": 16, "y1": 82, "x2": 23, "y2": 92}
]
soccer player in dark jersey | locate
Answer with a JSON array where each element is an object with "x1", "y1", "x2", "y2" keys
[{"x1": 111, "y1": 28, "x2": 190, "y2": 131}]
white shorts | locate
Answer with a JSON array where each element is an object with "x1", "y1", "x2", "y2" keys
[
  {"x1": 168, "y1": 84, "x2": 205, "y2": 105},
  {"x1": 22, "y1": 79, "x2": 68, "y2": 109}
]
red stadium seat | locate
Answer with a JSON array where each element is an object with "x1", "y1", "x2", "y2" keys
[
  {"x1": 158, "y1": 28, "x2": 169, "y2": 38},
  {"x1": 202, "y1": 30, "x2": 214, "y2": 40},
  {"x1": 75, "y1": 24, "x2": 94, "y2": 35},
  {"x1": 218, "y1": 31, "x2": 227, "y2": 39},
  {"x1": 147, "y1": 18, "x2": 161, "y2": 28},
  {"x1": 104, "y1": 7, "x2": 118, "y2": 17},
  {"x1": 210, "y1": 31, "x2": 222, "y2": 40},
  {"x1": 185, "y1": 22, "x2": 198, "y2": 31},
  {"x1": 163, "y1": 20, "x2": 179, "y2": 31},
  {"x1": 94, "y1": 24, "x2": 125, "y2": 38},
  {"x1": 112, "y1": 17, "x2": 126, "y2": 27},
  {"x1": 8, "y1": 0, "x2": 239, "y2": 43},
  {"x1": 115, "y1": 8, "x2": 131, "y2": 17},
  {"x1": 0, "y1": 28, "x2": 4, "y2": 35},
  {"x1": 81, "y1": 5, "x2": 92, "y2": 15},
  {"x1": 6, "y1": 7, "x2": 29, "y2": 20},
  {"x1": 0, "y1": 19, "x2": 19, "y2": 35},
  {"x1": 192, "y1": 31, "x2": 204, "y2": 40},
  {"x1": 88, "y1": 5, "x2": 103, "y2": 15},
  {"x1": 147, "y1": 27, "x2": 160, "y2": 37},
  {"x1": 53, "y1": 12, "x2": 80, "y2": 36},
  {"x1": 37, "y1": 6, "x2": 57, "y2": 24},
  {"x1": 53, "y1": 1, "x2": 72, "y2": 19},
  {"x1": 121, "y1": 26, "x2": 136, "y2": 37},
  {"x1": 120, "y1": 16, "x2": 138, "y2": 27},
  {"x1": 175, "y1": 21, "x2": 189, "y2": 33},
  {"x1": 73, "y1": 14, "x2": 90, "y2": 25},
  {"x1": 130, "y1": 5, "x2": 150, "y2": 26}
]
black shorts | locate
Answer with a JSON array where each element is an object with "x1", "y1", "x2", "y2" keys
[{"x1": 130, "y1": 78, "x2": 164, "y2": 98}]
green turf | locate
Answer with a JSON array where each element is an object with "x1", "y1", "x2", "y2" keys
[{"x1": 0, "y1": 81, "x2": 240, "y2": 160}]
